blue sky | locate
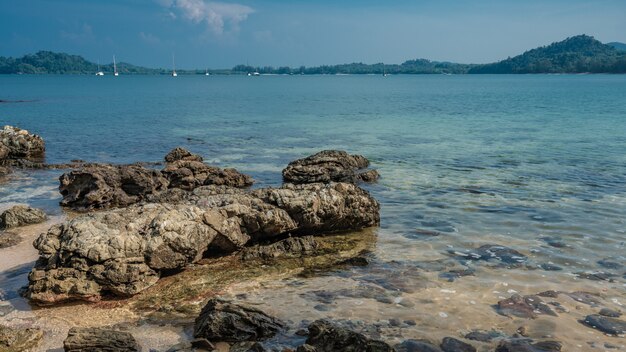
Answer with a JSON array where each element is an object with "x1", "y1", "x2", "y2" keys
[{"x1": 1, "y1": 0, "x2": 625, "y2": 68}]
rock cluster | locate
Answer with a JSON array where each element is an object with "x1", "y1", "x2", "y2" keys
[
  {"x1": 26, "y1": 182, "x2": 380, "y2": 304},
  {"x1": 0, "y1": 205, "x2": 47, "y2": 229},
  {"x1": 283, "y1": 150, "x2": 379, "y2": 184},
  {"x1": 0, "y1": 125, "x2": 45, "y2": 164}
]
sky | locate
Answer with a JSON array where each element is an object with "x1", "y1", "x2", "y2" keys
[{"x1": 1, "y1": 0, "x2": 625, "y2": 69}]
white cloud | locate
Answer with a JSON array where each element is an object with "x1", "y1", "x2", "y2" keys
[
  {"x1": 139, "y1": 31, "x2": 161, "y2": 44},
  {"x1": 163, "y1": 0, "x2": 254, "y2": 35}
]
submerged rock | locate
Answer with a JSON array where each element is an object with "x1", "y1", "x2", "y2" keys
[
  {"x1": 63, "y1": 327, "x2": 140, "y2": 352},
  {"x1": 599, "y1": 308, "x2": 622, "y2": 318},
  {"x1": 59, "y1": 164, "x2": 169, "y2": 209},
  {"x1": 194, "y1": 299, "x2": 285, "y2": 342},
  {"x1": 496, "y1": 294, "x2": 557, "y2": 319},
  {"x1": 241, "y1": 236, "x2": 319, "y2": 261},
  {"x1": 581, "y1": 314, "x2": 626, "y2": 335},
  {"x1": 0, "y1": 325, "x2": 43, "y2": 352},
  {"x1": 0, "y1": 125, "x2": 45, "y2": 163},
  {"x1": 464, "y1": 330, "x2": 505, "y2": 342},
  {"x1": 450, "y1": 244, "x2": 527, "y2": 266},
  {"x1": 164, "y1": 147, "x2": 203, "y2": 163},
  {"x1": 282, "y1": 150, "x2": 378, "y2": 184},
  {"x1": 495, "y1": 339, "x2": 562, "y2": 352},
  {"x1": 0, "y1": 205, "x2": 46, "y2": 229},
  {"x1": 394, "y1": 339, "x2": 442, "y2": 352},
  {"x1": 440, "y1": 337, "x2": 476, "y2": 352},
  {"x1": 304, "y1": 319, "x2": 393, "y2": 352}
]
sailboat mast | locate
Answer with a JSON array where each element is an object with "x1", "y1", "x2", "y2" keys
[{"x1": 113, "y1": 55, "x2": 117, "y2": 74}]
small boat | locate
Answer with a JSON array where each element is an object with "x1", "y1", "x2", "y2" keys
[
  {"x1": 171, "y1": 54, "x2": 177, "y2": 77},
  {"x1": 205, "y1": 68, "x2": 210, "y2": 76},
  {"x1": 247, "y1": 72, "x2": 260, "y2": 76},
  {"x1": 113, "y1": 55, "x2": 119, "y2": 76},
  {"x1": 382, "y1": 63, "x2": 389, "y2": 77},
  {"x1": 95, "y1": 60, "x2": 104, "y2": 76}
]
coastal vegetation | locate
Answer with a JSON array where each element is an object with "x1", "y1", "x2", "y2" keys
[{"x1": 1, "y1": 35, "x2": 625, "y2": 74}]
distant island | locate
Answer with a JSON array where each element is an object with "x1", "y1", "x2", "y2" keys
[{"x1": 1, "y1": 35, "x2": 625, "y2": 75}]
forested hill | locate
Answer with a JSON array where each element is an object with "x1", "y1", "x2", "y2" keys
[{"x1": 469, "y1": 35, "x2": 626, "y2": 74}]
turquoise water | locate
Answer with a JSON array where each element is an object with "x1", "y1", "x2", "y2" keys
[{"x1": 1, "y1": 75, "x2": 626, "y2": 349}]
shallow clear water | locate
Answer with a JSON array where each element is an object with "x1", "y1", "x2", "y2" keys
[{"x1": 1, "y1": 74, "x2": 625, "y2": 350}]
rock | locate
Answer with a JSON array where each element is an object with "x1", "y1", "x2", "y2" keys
[
  {"x1": 394, "y1": 339, "x2": 442, "y2": 352},
  {"x1": 59, "y1": 164, "x2": 169, "y2": 209},
  {"x1": 0, "y1": 205, "x2": 46, "y2": 229},
  {"x1": 464, "y1": 330, "x2": 504, "y2": 342},
  {"x1": 162, "y1": 160, "x2": 253, "y2": 190},
  {"x1": 440, "y1": 337, "x2": 475, "y2": 352},
  {"x1": 0, "y1": 232, "x2": 21, "y2": 249},
  {"x1": 495, "y1": 339, "x2": 562, "y2": 352},
  {"x1": 599, "y1": 308, "x2": 622, "y2": 318},
  {"x1": 241, "y1": 236, "x2": 319, "y2": 261},
  {"x1": 451, "y1": 244, "x2": 527, "y2": 266},
  {"x1": 0, "y1": 325, "x2": 43, "y2": 352},
  {"x1": 575, "y1": 271, "x2": 616, "y2": 282},
  {"x1": 194, "y1": 298, "x2": 285, "y2": 342},
  {"x1": 282, "y1": 150, "x2": 378, "y2": 184},
  {"x1": 166, "y1": 338, "x2": 215, "y2": 352},
  {"x1": 496, "y1": 294, "x2": 557, "y2": 319},
  {"x1": 597, "y1": 259, "x2": 622, "y2": 270},
  {"x1": 0, "y1": 125, "x2": 45, "y2": 162},
  {"x1": 304, "y1": 320, "x2": 393, "y2": 352},
  {"x1": 27, "y1": 182, "x2": 380, "y2": 303},
  {"x1": 296, "y1": 345, "x2": 317, "y2": 352},
  {"x1": 581, "y1": 314, "x2": 626, "y2": 335},
  {"x1": 164, "y1": 147, "x2": 203, "y2": 163},
  {"x1": 63, "y1": 327, "x2": 140, "y2": 352}
]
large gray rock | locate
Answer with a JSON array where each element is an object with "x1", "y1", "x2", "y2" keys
[
  {"x1": 63, "y1": 327, "x2": 140, "y2": 352},
  {"x1": 283, "y1": 150, "x2": 378, "y2": 184},
  {"x1": 304, "y1": 320, "x2": 393, "y2": 352},
  {"x1": 0, "y1": 205, "x2": 46, "y2": 229},
  {"x1": 27, "y1": 182, "x2": 380, "y2": 304},
  {"x1": 59, "y1": 164, "x2": 169, "y2": 209},
  {"x1": 0, "y1": 125, "x2": 45, "y2": 163}
]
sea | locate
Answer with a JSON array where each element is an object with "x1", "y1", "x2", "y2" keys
[{"x1": 1, "y1": 74, "x2": 625, "y2": 351}]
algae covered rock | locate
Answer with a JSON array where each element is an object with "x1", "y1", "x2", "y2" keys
[
  {"x1": 282, "y1": 150, "x2": 378, "y2": 184},
  {"x1": 194, "y1": 298, "x2": 285, "y2": 342}
]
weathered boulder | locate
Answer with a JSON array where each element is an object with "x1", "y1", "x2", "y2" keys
[
  {"x1": 27, "y1": 182, "x2": 379, "y2": 304},
  {"x1": 164, "y1": 147, "x2": 203, "y2": 163},
  {"x1": 496, "y1": 294, "x2": 557, "y2": 319},
  {"x1": 304, "y1": 320, "x2": 393, "y2": 352},
  {"x1": 0, "y1": 125, "x2": 45, "y2": 162},
  {"x1": 0, "y1": 325, "x2": 43, "y2": 352},
  {"x1": 282, "y1": 150, "x2": 378, "y2": 184},
  {"x1": 0, "y1": 205, "x2": 46, "y2": 229},
  {"x1": 581, "y1": 314, "x2": 626, "y2": 335},
  {"x1": 162, "y1": 160, "x2": 253, "y2": 190},
  {"x1": 194, "y1": 299, "x2": 285, "y2": 342},
  {"x1": 63, "y1": 327, "x2": 140, "y2": 352},
  {"x1": 59, "y1": 164, "x2": 169, "y2": 209}
]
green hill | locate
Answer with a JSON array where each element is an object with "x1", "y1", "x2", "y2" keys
[
  {"x1": 469, "y1": 35, "x2": 626, "y2": 74},
  {"x1": 608, "y1": 42, "x2": 626, "y2": 51}
]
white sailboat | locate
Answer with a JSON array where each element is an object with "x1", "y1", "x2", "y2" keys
[
  {"x1": 171, "y1": 54, "x2": 177, "y2": 77},
  {"x1": 95, "y1": 60, "x2": 104, "y2": 76},
  {"x1": 205, "y1": 68, "x2": 210, "y2": 76},
  {"x1": 113, "y1": 55, "x2": 119, "y2": 76}
]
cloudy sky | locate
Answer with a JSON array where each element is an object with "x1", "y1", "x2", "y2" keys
[{"x1": 1, "y1": 0, "x2": 625, "y2": 68}]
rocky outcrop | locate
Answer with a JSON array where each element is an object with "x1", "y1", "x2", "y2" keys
[
  {"x1": 282, "y1": 150, "x2": 378, "y2": 184},
  {"x1": 0, "y1": 325, "x2": 43, "y2": 352},
  {"x1": 164, "y1": 147, "x2": 203, "y2": 163},
  {"x1": 0, "y1": 126, "x2": 45, "y2": 163},
  {"x1": 162, "y1": 160, "x2": 253, "y2": 190},
  {"x1": 0, "y1": 205, "x2": 46, "y2": 229},
  {"x1": 193, "y1": 299, "x2": 285, "y2": 342},
  {"x1": 26, "y1": 182, "x2": 380, "y2": 304},
  {"x1": 303, "y1": 320, "x2": 393, "y2": 352},
  {"x1": 63, "y1": 327, "x2": 140, "y2": 352},
  {"x1": 59, "y1": 164, "x2": 169, "y2": 209}
]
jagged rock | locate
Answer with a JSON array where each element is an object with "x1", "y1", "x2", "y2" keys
[
  {"x1": 0, "y1": 205, "x2": 46, "y2": 229},
  {"x1": 241, "y1": 236, "x2": 319, "y2": 261},
  {"x1": 282, "y1": 150, "x2": 378, "y2": 184},
  {"x1": 59, "y1": 164, "x2": 169, "y2": 209},
  {"x1": 394, "y1": 339, "x2": 442, "y2": 352},
  {"x1": 63, "y1": 327, "x2": 140, "y2": 352},
  {"x1": 0, "y1": 325, "x2": 43, "y2": 352},
  {"x1": 440, "y1": 337, "x2": 475, "y2": 352},
  {"x1": 304, "y1": 320, "x2": 393, "y2": 352},
  {"x1": 165, "y1": 147, "x2": 203, "y2": 163},
  {"x1": 495, "y1": 339, "x2": 562, "y2": 352},
  {"x1": 581, "y1": 314, "x2": 626, "y2": 335},
  {"x1": 162, "y1": 160, "x2": 253, "y2": 190},
  {"x1": 27, "y1": 182, "x2": 379, "y2": 304},
  {"x1": 0, "y1": 232, "x2": 21, "y2": 249},
  {"x1": 496, "y1": 294, "x2": 557, "y2": 319},
  {"x1": 193, "y1": 299, "x2": 285, "y2": 342},
  {"x1": 0, "y1": 125, "x2": 45, "y2": 162}
]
